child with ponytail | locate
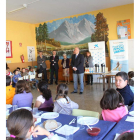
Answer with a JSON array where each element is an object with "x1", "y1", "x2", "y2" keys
[
  {"x1": 53, "y1": 83, "x2": 79, "y2": 115},
  {"x1": 7, "y1": 109, "x2": 59, "y2": 140}
]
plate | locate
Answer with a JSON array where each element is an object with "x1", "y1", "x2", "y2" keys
[
  {"x1": 129, "y1": 111, "x2": 134, "y2": 116},
  {"x1": 44, "y1": 122, "x2": 62, "y2": 131},
  {"x1": 77, "y1": 117, "x2": 99, "y2": 125},
  {"x1": 16, "y1": 107, "x2": 32, "y2": 111},
  {"x1": 6, "y1": 104, "x2": 12, "y2": 108},
  {"x1": 41, "y1": 112, "x2": 59, "y2": 119}
]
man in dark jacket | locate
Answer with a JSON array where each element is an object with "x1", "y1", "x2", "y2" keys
[
  {"x1": 71, "y1": 47, "x2": 84, "y2": 94},
  {"x1": 37, "y1": 51, "x2": 47, "y2": 82},
  {"x1": 49, "y1": 50, "x2": 59, "y2": 85}
]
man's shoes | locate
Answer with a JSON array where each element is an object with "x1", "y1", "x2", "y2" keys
[
  {"x1": 71, "y1": 91, "x2": 77, "y2": 94},
  {"x1": 55, "y1": 82, "x2": 58, "y2": 85},
  {"x1": 79, "y1": 92, "x2": 83, "y2": 94},
  {"x1": 86, "y1": 83, "x2": 90, "y2": 85}
]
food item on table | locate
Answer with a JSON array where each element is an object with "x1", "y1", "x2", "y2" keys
[{"x1": 43, "y1": 120, "x2": 58, "y2": 130}]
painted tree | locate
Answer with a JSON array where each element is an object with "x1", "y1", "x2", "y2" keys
[
  {"x1": 42, "y1": 23, "x2": 49, "y2": 46},
  {"x1": 35, "y1": 27, "x2": 39, "y2": 45},
  {"x1": 93, "y1": 12, "x2": 109, "y2": 55},
  {"x1": 38, "y1": 24, "x2": 43, "y2": 46}
]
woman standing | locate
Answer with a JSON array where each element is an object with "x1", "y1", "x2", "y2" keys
[
  {"x1": 84, "y1": 51, "x2": 94, "y2": 85},
  {"x1": 61, "y1": 54, "x2": 70, "y2": 84}
]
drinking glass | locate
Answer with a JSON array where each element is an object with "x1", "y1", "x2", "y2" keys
[
  {"x1": 77, "y1": 116, "x2": 85, "y2": 130},
  {"x1": 13, "y1": 105, "x2": 18, "y2": 111},
  {"x1": 32, "y1": 107, "x2": 38, "y2": 115},
  {"x1": 65, "y1": 127, "x2": 73, "y2": 140}
]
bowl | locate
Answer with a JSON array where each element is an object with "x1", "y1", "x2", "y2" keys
[{"x1": 86, "y1": 127, "x2": 100, "y2": 136}]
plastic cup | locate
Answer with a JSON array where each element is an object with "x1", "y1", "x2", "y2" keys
[
  {"x1": 32, "y1": 107, "x2": 38, "y2": 115},
  {"x1": 65, "y1": 127, "x2": 73, "y2": 140},
  {"x1": 13, "y1": 105, "x2": 18, "y2": 111},
  {"x1": 77, "y1": 116, "x2": 85, "y2": 130}
]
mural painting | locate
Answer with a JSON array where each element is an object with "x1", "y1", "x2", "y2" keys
[{"x1": 35, "y1": 13, "x2": 109, "y2": 59}]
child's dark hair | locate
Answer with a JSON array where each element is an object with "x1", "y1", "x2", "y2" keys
[
  {"x1": 37, "y1": 81, "x2": 52, "y2": 101},
  {"x1": 55, "y1": 84, "x2": 68, "y2": 102},
  {"x1": 128, "y1": 79, "x2": 134, "y2": 87},
  {"x1": 7, "y1": 109, "x2": 33, "y2": 140},
  {"x1": 116, "y1": 132, "x2": 134, "y2": 140},
  {"x1": 15, "y1": 80, "x2": 31, "y2": 94},
  {"x1": 29, "y1": 67, "x2": 33, "y2": 71},
  {"x1": 115, "y1": 72, "x2": 128, "y2": 81},
  {"x1": 13, "y1": 69, "x2": 18, "y2": 74},
  {"x1": 128, "y1": 71, "x2": 134, "y2": 79},
  {"x1": 6, "y1": 67, "x2": 10, "y2": 70},
  {"x1": 17, "y1": 67, "x2": 20, "y2": 70},
  {"x1": 6, "y1": 75, "x2": 11, "y2": 86},
  {"x1": 100, "y1": 88, "x2": 124, "y2": 110}
]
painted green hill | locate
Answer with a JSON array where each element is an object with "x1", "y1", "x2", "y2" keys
[
  {"x1": 76, "y1": 37, "x2": 91, "y2": 44},
  {"x1": 60, "y1": 41, "x2": 74, "y2": 45}
]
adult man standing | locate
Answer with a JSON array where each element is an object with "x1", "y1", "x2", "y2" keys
[
  {"x1": 37, "y1": 51, "x2": 48, "y2": 82},
  {"x1": 71, "y1": 47, "x2": 84, "y2": 94},
  {"x1": 49, "y1": 50, "x2": 59, "y2": 85}
]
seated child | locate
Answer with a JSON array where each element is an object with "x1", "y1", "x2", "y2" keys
[
  {"x1": 116, "y1": 130, "x2": 134, "y2": 140},
  {"x1": 12, "y1": 69, "x2": 21, "y2": 87},
  {"x1": 7, "y1": 109, "x2": 59, "y2": 140},
  {"x1": 12, "y1": 80, "x2": 33, "y2": 107},
  {"x1": 28, "y1": 67, "x2": 38, "y2": 88},
  {"x1": 35, "y1": 81, "x2": 53, "y2": 111},
  {"x1": 53, "y1": 84, "x2": 79, "y2": 115},
  {"x1": 21, "y1": 68, "x2": 28, "y2": 77},
  {"x1": 100, "y1": 88, "x2": 128, "y2": 123},
  {"x1": 16, "y1": 67, "x2": 21, "y2": 75},
  {"x1": 6, "y1": 75, "x2": 15, "y2": 104},
  {"x1": 115, "y1": 72, "x2": 134, "y2": 106},
  {"x1": 128, "y1": 71, "x2": 134, "y2": 93},
  {"x1": 6, "y1": 67, "x2": 12, "y2": 78}
]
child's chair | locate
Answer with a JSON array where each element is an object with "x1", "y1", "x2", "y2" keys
[
  {"x1": 72, "y1": 109, "x2": 99, "y2": 119},
  {"x1": 29, "y1": 75, "x2": 36, "y2": 88}
]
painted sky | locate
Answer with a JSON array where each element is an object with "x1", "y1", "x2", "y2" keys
[{"x1": 47, "y1": 14, "x2": 96, "y2": 33}]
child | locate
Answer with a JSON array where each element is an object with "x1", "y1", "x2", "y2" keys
[
  {"x1": 53, "y1": 84, "x2": 79, "y2": 115},
  {"x1": 12, "y1": 69, "x2": 21, "y2": 87},
  {"x1": 21, "y1": 68, "x2": 28, "y2": 77},
  {"x1": 6, "y1": 67, "x2": 12, "y2": 78},
  {"x1": 100, "y1": 88, "x2": 128, "y2": 123},
  {"x1": 6, "y1": 75, "x2": 15, "y2": 104},
  {"x1": 12, "y1": 80, "x2": 33, "y2": 107},
  {"x1": 116, "y1": 130, "x2": 134, "y2": 140},
  {"x1": 128, "y1": 71, "x2": 134, "y2": 93},
  {"x1": 115, "y1": 72, "x2": 134, "y2": 106},
  {"x1": 17, "y1": 67, "x2": 21, "y2": 75},
  {"x1": 35, "y1": 81, "x2": 53, "y2": 111},
  {"x1": 7, "y1": 109, "x2": 59, "y2": 140},
  {"x1": 28, "y1": 67, "x2": 38, "y2": 88}
]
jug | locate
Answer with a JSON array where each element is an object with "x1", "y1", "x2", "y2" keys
[
  {"x1": 101, "y1": 63, "x2": 105, "y2": 73},
  {"x1": 95, "y1": 64, "x2": 99, "y2": 72}
]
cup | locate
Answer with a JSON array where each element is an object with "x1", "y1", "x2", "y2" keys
[
  {"x1": 65, "y1": 127, "x2": 73, "y2": 140},
  {"x1": 32, "y1": 107, "x2": 38, "y2": 115},
  {"x1": 13, "y1": 105, "x2": 18, "y2": 111},
  {"x1": 77, "y1": 116, "x2": 85, "y2": 130}
]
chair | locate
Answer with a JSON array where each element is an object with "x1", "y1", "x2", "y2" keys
[
  {"x1": 72, "y1": 109, "x2": 99, "y2": 119},
  {"x1": 37, "y1": 73, "x2": 42, "y2": 81},
  {"x1": 29, "y1": 75, "x2": 36, "y2": 88},
  {"x1": 23, "y1": 75, "x2": 29, "y2": 80}
]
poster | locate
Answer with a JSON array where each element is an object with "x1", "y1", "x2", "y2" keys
[
  {"x1": 109, "y1": 39, "x2": 129, "y2": 73},
  {"x1": 88, "y1": 41, "x2": 106, "y2": 69},
  {"x1": 88, "y1": 41, "x2": 106, "y2": 83},
  {"x1": 27, "y1": 46, "x2": 35, "y2": 62},
  {"x1": 117, "y1": 19, "x2": 131, "y2": 39},
  {"x1": 6, "y1": 41, "x2": 12, "y2": 58}
]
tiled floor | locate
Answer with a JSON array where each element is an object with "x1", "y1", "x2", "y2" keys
[{"x1": 31, "y1": 81, "x2": 116, "y2": 114}]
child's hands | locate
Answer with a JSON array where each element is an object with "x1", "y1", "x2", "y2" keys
[{"x1": 32, "y1": 125, "x2": 50, "y2": 137}]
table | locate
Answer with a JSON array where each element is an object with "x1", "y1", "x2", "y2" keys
[
  {"x1": 84, "y1": 71, "x2": 118, "y2": 91},
  {"x1": 7, "y1": 108, "x2": 116, "y2": 140},
  {"x1": 32, "y1": 111, "x2": 116, "y2": 140},
  {"x1": 104, "y1": 105, "x2": 134, "y2": 140}
]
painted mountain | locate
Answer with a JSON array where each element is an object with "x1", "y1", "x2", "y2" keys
[{"x1": 49, "y1": 18, "x2": 95, "y2": 44}]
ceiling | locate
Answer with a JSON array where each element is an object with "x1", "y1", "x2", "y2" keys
[{"x1": 6, "y1": 0, "x2": 134, "y2": 24}]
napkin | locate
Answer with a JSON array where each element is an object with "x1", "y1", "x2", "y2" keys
[
  {"x1": 55, "y1": 125, "x2": 79, "y2": 135},
  {"x1": 114, "y1": 133, "x2": 120, "y2": 140},
  {"x1": 125, "y1": 116, "x2": 134, "y2": 122},
  {"x1": 42, "y1": 135, "x2": 66, "y2": 140}
]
